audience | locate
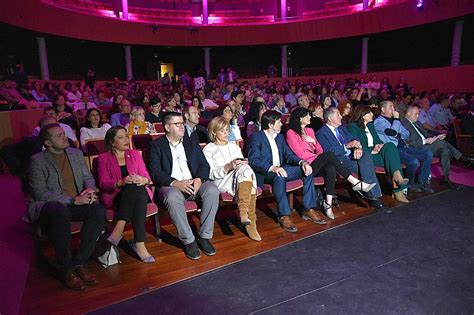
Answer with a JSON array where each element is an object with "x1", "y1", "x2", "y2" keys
[
  {"x1": 183, "y1": 105, "x2": 210, "y2": 144},
  {"x1": 287, "y1": 107, "x2": 376, "y2": 220},
  {"x1": 248, "y1": 110, "x2": 318, "y2": 232},
  {"x1": 27, "y1": 123, "x2": 105, "y2": 290},
  {"x1": 97, "y1": 126, "x2": 155, "y2": 263},
  {"x1": 110, "y1": 99, "x2": 132, "y2": 127},
  {"x1": 125, "y1": 106, "x2": 155, "y2": 136},
  {"x1": 148, "y1": 112, "x2": 220, "y2": 260},
  {"x1": 221, "y1": 102, "x2": 243, "y2": 143},
  {"x1": 145, "y1": 99, "x2": 163, "y2": 124},
  {"x1": 245, "y1": 101, "x2": 266, "y2": 139},
  {"x1": 348, "y1": 105, "x2": 409, "y2": 203},
  {"x1": 203, "y1": 117, "x2": 261, "y2": 241},
  {"x1": 80, "y1": 108, "x2": 111, "y2": 147},
  {"x1": 374, "y1": 101, "x2": 434, "y2": 193}
]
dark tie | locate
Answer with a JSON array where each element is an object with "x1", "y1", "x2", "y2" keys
[{"x1": 335, "y1": 128, "x2": 345, "y2": 145}]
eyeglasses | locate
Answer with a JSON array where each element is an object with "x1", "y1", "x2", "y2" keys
[{"x1": 167, "y1": 122, "x2": 184, "y2": 127}]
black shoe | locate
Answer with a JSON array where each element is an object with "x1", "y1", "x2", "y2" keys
[
  {"x1": 420, "y1": 183, "x2": 435, "y2": 194},
  {"x1": 370, "y1": 199, "x2": 392, "y2": 214},
  {"x1": 408, "y1": 184, "x2": 423, "y2": 193},
  {"x1": 442, "y1": 178, "x2": 459, "y2": 191},
  {"x1": 460, "y1": 156, "x2": 474, "y2": 169},
  {"x1": 183, "y1": 241, "x2": 201, "y2": 260},
  {"x1": 197, "y1": 238, "x2": 216, "y2": 256}
]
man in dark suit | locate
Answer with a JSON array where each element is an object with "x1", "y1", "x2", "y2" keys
[
  {"x1": 183, "y1": 105, "x2": 210, "y2": 144},
  {"x1": 248, "y1": 110, "x2": 324, "y2": 233},
  {"x1": 402, "y1": 105, "x2": 473, "y2": 190},
  {"x1": 27, "y1": 124, "x2": 106, "y2": 290},
  {"x1": 461, "y1": 103, "x2": 474, "y2": 146},
  {"x1": 148, "y1": 112, "x2": 219, "y2": 260},
  {"x1": 316, "y1": 107, "x2": 391, "y2": 213}
]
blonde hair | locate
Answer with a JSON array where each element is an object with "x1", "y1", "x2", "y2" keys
[
  {"x1": 130, "y1": 106, "x2": 145, "y2": 120},
  {"x1": 207, "y1": 116, "x2": 230, "y2": 143}
]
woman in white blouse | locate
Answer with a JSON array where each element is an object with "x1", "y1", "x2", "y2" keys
[
  {"x1": 203, "y1": 117, "x2": 261, "y2": 241},
  {"x1": 80, "y1": 108, "x2": 111, "y2": 147}
]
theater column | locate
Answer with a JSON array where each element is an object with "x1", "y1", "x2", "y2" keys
[
  {"x1": 121, "y1": 0, "x2": 129, "y2": 19},
  {"x1": 124, "y1": 45, "x2": 133, "y2": 81},
  {"x1": 280, "y1": 0, "x2": 287, "y2": 21},
  {"x1": 36, "y1": 37, "x2": 50, "y2": 81},
  {"x1": 361, "y1": 37, "x2": 369, "y2": 74},
  {"x1": 202, "y1": 0, "x2": 208, "y2": 25},
  {"x1": 203, "y1": 48, "x2": 211, "y2": 79},
  {"x1": 281, "y1": 45, "x2": 288, "y2": 78},
  {"x1": 451, "y1": 20, "x2": 463, "y2": 67}
]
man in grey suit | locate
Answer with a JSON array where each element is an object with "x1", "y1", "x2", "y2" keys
[
  {"x1": 402, "y1": 105, "x2": 474, "y2": 190},
  {"x1": 27, "y1": 123, "x2": 106, "y2": 290}
]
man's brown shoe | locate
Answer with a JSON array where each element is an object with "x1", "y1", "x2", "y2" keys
[
  {"x1": 278, "y1": 215, "x2": 298, "y2": 233},
  {"x1": 301, "y1": 209, "x2": 327, "y2": 225},
  {"x1": 63, "y1": 271, "x2": 85, "y2": 291},
  {"x1": 74, "y1": 266, "x2": 98, "y2": 285}
]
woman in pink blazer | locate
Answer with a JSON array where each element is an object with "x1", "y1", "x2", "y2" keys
[
  {"x1": 97, "y1": 126, "x2": 155, "y2": 263},
  {"x1": 286, "y1": 108, "x2": 375, "y2": 219}
]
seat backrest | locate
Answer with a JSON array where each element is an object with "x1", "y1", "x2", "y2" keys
[
  {"x1": 84, "y1": 138, "x2": 106, "y2": 156},
  {"x1": 453, "y1": 119, "x2": 462, "y2": 136},
  {"x1": 153, "y1": 123, "x2": 165, "y2": 133}
]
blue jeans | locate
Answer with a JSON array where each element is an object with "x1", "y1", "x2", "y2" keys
[
  {"x1": 398, "y1": 147, "x2": 433, "y2": 185},
  {"x1": 264, "y1": 165, "x2": 316, "y2": 216},
  {"x1": 338, "y1": 152, "x2": 382, "y2": 199}
]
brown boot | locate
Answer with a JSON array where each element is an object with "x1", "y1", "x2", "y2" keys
[
  {"x1": 237, "y1": 181, "x2": 253, "y2": 225},
  {"x1": 245, "y1": 194, "x2": 261, "y2": 241},
  {"x1": 392, "y1": 191, "x2": 409, "y2": 203}
]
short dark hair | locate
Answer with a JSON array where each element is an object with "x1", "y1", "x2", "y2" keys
[
  {"x1": 379, "y1": 100, "x2": 393, "y2": 111},
  {"x1": 349, "y1": 104, "x2": 373, "y2": 130},
  {"x1": 261, "y1": 110, "x2": 281, "y2": 130},
  {"x1": 104, "y1": 125, "x2": 127, "y2": 152},
  {"x1": 163, "y1": 112, "x2": 183, "y2": 126},
  {"x1": 39, "y1": 123, "x2": 61, "y2": 145},
  {"x1": 231, "y1": 90, "x2": 243, "y2": 100}
]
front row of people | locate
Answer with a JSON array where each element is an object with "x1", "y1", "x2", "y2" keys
[{"x1": 26, "y1": 104, "x2": 463, "y2": 290}]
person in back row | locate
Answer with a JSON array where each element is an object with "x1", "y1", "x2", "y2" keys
[{"x1": 148, "y1": 112, "x2": 220, "y2": 260}]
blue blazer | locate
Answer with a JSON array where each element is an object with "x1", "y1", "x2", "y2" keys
[
  {"x1": 316, "y1": 124, "x2": 359, "y2": 158},
  {"x1": 248, "y1": 130, "x2": 302, "y2": 187},
  {"x1": 148, "y1": 135, "x2": 210, "y2": 187}
]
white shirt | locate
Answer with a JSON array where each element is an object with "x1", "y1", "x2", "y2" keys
[
  {"x1": 73, "y1": 101, "x2": 97, "y2": 112},
  {"x1": 264, "y1": 130, "x2": 280, "y2": 169},
  {"x1": 168, "y1": 137, "x2": 193, "y2": 181},
  {"x1": 409, "y1": 120, "x2": 426, "y2": 145},
  {"x1": 80, "y1": 124, "x2": 111, "y2": 146},
  {"x1": 327, "y1": 124, "x2": 350, "y2": 156},
  {"x1": 365, "y1": 126, "x2": 374, "y2": 148}
]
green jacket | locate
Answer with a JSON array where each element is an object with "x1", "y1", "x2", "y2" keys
[{"x1": 347, "y1": 122, "x2": 383, "y2": 153}]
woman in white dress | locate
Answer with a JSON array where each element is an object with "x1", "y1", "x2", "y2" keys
[
  {"x1": 80, "y1": 108, "x2": 112, "y2": 148},
  {"x1": 203, "y1": 117, "x2": 261, "y2": 241}
]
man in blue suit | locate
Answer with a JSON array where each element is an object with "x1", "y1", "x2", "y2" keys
[
  {"x1": 149, "y1": 112, "x2": 220, "y2": 260},
  {"x1": 248, "y1": 110, "x2": 324, "y2": 233},
  {"x1": 316, "y1": 107, "x2": 391, "y2": 213}
]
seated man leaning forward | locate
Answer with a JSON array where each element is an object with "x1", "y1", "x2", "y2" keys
[
  {"x1": 148, "y1": 112, "x2": 220, "y2": 260},
  {"x1": 26, "y1": 123, "x2": 106, "y2": 291},
  {"x1": 247, "y1": 110, "x2": 320, "y2": 233}
]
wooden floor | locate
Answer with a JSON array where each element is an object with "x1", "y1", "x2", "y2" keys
[{"x1": 19, "y1": 180, "x2": 447, "y2": 315}]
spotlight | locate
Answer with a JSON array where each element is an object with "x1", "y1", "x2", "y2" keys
[{"x1": 416, "y1": 0, "x2": 424, "y2": 8}]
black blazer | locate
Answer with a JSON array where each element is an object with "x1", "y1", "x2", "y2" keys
[
  {"x1": 184, "y1": 124, "x2": 211, "y2": 144},
  {"x1": 148, "y1": 135, "x2": 211, "y2": 187},
  {"x1": 401, "y1": 118, "x2": 431, "y2": 149}
]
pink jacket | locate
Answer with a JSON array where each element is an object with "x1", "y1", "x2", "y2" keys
[
  {"x1": 97, "y1": 149, "x2": 153, "y2": 208},
  {"x1": 286, "y1": 128, "x2": 324, "y2": 164}
]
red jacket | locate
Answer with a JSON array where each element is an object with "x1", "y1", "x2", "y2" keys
[{"x1": 97, "y1": 149, "x2": 153, "y2": 208}]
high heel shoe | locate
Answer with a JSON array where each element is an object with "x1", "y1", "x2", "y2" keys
[
  {"x1": 323, "y1": 200, "x2": 335, "y2": 220},
  {"x1": 132, "y1": 243, "x2": 155, "y2": 263},
  {"x1": 107, "y1": 235, "x2": 123, "y2": 247},
  {"x1": 393, "y1": 175, "x2": 409, "y2": 186},
  {"x1": 352, "y1": 181, "x2": 376, "y2": 193}
]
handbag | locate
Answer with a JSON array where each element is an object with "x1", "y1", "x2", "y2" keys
[{"x1": 96, "y1": 244, "x2": 121, "y2": 269}]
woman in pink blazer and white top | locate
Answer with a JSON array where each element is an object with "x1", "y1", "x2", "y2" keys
[
  {"x1": 286, "y1": 108, "x2": 375, "y2": 219},
  {"x1": 97, "y1": 126, "x2": 155, "y2": 263}
]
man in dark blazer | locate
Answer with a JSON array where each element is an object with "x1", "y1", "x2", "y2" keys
[
  {"x1": 183, "y1": 105, "x2": 210, "y2": 144},
  {"x1": 316, "y1": 107, "x2": 391, "y2": 213},
  {"x1": 248, "y1": 110, "x2": 323, "y2": 233},
  {"x1": 27, "y1": 123, "x2": 106, "y2": 291},
  {"x1": 148, "y1": 112, "x2": 219, "y2": 260},
  {"x1": 402, "y1": 105, "x2": 473, "y2": 190}
]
